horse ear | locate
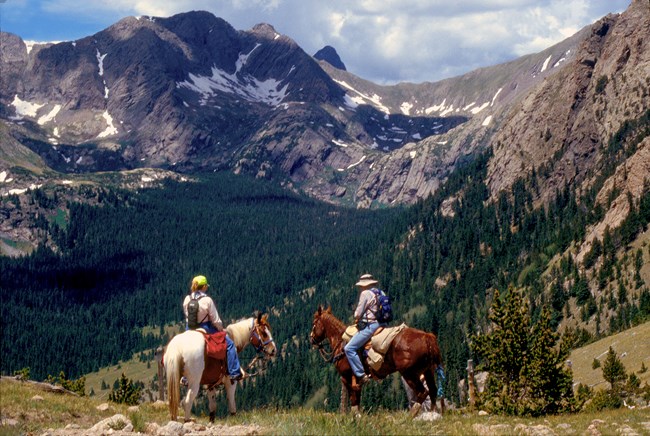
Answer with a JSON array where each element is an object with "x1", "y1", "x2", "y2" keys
[
  {"x1": 317, "y1": 305, "x2": 322, "y2": 315},
  {"x1": 326, "y1": 305, "x2": 332, "y2": 313},
  {"x1": 256, "y1": 311, "x2": 263, "y2": 323}
]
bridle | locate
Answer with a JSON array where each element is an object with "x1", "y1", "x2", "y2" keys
[
  {"x1": 245, "y1": 318, "x2": 276, "y2": 375},
  {"x1": 310, "y1": 314, "x2": 344, "y2": 364},
  {"x1": 250, "y1": 318, "x2": 275, "y2": 355}
]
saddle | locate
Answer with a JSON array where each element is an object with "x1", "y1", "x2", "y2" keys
[
  {"x1": 342, "y1": 323, "x2": 408, "y2": 370},
  {"x1": 199, "y1": 331, "x2": 228, "y2": 385}
]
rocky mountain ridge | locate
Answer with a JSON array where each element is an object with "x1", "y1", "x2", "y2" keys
[
  {"x1": 1, "y1": 1, "x2": 648, "y2": 254},
  {"x1": 0, "y1": 6, "x2": 605, "y2": 207}
]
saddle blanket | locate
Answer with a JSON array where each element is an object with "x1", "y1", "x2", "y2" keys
[{"x1": 372, "y1": 323, "x2": 407, "y2": 354}]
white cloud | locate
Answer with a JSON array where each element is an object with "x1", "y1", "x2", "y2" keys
[{"x1": 13, "y1": 0, "x2": 632, "y2": 84}]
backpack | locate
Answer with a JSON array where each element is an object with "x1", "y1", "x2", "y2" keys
[
  {"x1": 371, "y1": 288, "x2": 393, "y2": 323},
  {"x1": 187, "y1": 295, "x2": 206, "y2": 330}
]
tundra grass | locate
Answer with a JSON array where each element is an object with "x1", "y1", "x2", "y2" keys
[{"x1": 2, "y1": 378, "x2": 649, "y2": 436}]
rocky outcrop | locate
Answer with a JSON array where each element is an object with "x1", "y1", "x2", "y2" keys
[
  {"x1": 40, "y1": 414, "x2": 263, "y2": 435},
  {"x1": 0, "y1": 7, "x2": 589, "y2": 208},
  {"x1": 314, "y1": 46, "x2": 346, "y2": 71},
  {"x1": 1, "y1": 3, "x2": 647, "y2": 211},
  {"x1": 486, "y1": 0, "x2": 650, "y2": 207}
]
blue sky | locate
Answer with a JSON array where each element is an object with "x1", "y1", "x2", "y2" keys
[{"x1": 0, "y1": 0, "x2": 632, "y2": 84}]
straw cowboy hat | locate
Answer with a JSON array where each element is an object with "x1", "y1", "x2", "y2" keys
[{"x1": 355, "y1": 273, "x2": 378, "y2": 287}]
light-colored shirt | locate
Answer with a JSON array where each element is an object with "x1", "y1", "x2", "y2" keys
[
  {"x1": 183, "y1": 291, "x2": 223, "y2": 331},
  {"x1": 354, "y1": 288, "x2": 378, "y2": 322}
]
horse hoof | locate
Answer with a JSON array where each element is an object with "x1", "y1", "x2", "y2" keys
[{"x1": 410, "y1": 402, "x2": 422, "y2": 418}]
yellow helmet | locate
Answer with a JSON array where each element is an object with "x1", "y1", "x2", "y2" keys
[{"x1": 192, "y1": 275, "x2": 208, "y2": 287}]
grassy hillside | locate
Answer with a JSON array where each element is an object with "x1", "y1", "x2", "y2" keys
[
  {"x1": 2, "y1": 377, "x2": 649, "y2": 436},
  {"x1": 569, "y1": 321, "x2": 650, "y2": 390},
  {"x1": 84, "y1": 323, "x2": 181, "y2": 401}
]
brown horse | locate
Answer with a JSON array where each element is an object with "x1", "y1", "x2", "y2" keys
[{"x1": 310, "y1": 306, "x2": 444, "y2": 416}]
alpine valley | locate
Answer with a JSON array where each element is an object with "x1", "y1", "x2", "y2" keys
[{"x1": 1, "y1": 0, "x2": 649, "y2": 416}]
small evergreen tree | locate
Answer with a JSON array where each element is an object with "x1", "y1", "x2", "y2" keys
[
  {"x1": 471, "y1": 289, "x2": 576, "y2": 416},
  {"x1": 108, "y1": 373, "x2": 142, "y2": 405},
  {"x1": 602, "y1": 347, "x2": 626, "y2": 391}
]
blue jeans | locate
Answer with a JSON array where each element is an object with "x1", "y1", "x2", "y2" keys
[
  {"x1": 191, "y1": 322, "x2": 242, "y2": 378},
  {"x1": 344, "y1": 321, "x2": 381, "y2": 378}
]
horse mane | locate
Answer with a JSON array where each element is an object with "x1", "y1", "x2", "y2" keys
[
  {"x1": 226, "y1": 317, "x2": 253, "y2": 351},
  {"x1": 322, "y1": 310, "x2": 347, "y2": 333}
]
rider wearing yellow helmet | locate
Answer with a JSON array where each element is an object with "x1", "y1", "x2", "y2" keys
[{"x1": 183, "y1": 275, "x2": 244, "y2": 383}]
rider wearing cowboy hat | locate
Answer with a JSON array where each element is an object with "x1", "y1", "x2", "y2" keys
[{"x1": 344, "y1": 273, "x2": 386, "y2": 386}]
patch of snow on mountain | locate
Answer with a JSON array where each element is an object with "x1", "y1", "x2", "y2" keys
[
  {"x1": 177, "y1": 59, "x2": 289, "y2": 107},
  {"x1": 347, "y1": 155, "x2": 366, "y2": 170},
  {"x1": 540, "y1": 55, "x2": 552, "y2": 73},
  {"x1": 24, "y1": 41, "x2": 55, "y2": 54},
  {"x1": 333, "y1": 79, "x2": 390, "y2": 114},
  {"x1": 463, "y1": 102, "x2": 476, "y2": 111},
  {"x1": 440, "y1": 105, "x2": 455, "y2": 116},
  {"x1": 400, "y1": 102, "x2": 413, "y2": 115},
  {"x1": 96, "y1": 50, "x2": 107, "y2": 76},
  {"x1": 470, "y1": 102, "x2": 490, "y2": 114},
  {"x1": 53, "y1": 127, "x2": 60, "y2": 137},
  {"x1": 490, "y1": 88, "x2": 502, "y2": 106},
  {"x1": 344, "y1": 94, "x2": 359, "y2": 109},
  {"x1": 97, "y1": 111, "x2": 118, "y2": 138},
  {"x1": 425, "y1": 99, "x2": 456, "y2": 116},
  {"x1": 482, "y1": 115, "x2": 493, "y2": 126},
  {"x1": 412, "y1": 133, "x2": 422, "y2": 140},
  {"x1": 236, "y1": 44, "x2": 261, "y2": 72},
  {"x1": 37, "y1": 104, "x2": 61, "y2": 125},
  {"x1": 332, "y1": 139, "x2": 348, "y2": 148},
  {"x1": 11, "y1": 95, "x2": 44, "y2": 118},
  {"x1": 554, "y1": 51, "x2": 570, "y2": 68},
  {"x1": 410, "y1": 151, "x2": 417, "y2": 159}
]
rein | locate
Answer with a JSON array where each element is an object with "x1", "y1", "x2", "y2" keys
[
  {"x1": 312, "y1": 313, "x2": 345, "y2": 364},
  {"x1": 250, "y1": 319, "x2": 275, "y2": 353}
]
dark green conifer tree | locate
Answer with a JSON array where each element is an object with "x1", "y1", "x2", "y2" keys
[
  {"x1": 602, "y1": 347, "x2": 626, "y2": 391},
  {"x1": 471, "y1": 289, "x2": 576, "y2": 416}
]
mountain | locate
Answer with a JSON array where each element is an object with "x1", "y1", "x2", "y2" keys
[
  {"x1": 2, "y1": 1, "x2": 649, "y2": 405},
  {"x1": 314, "y1": 45, "x2": 346, "y2": 71},
  {"x1": 5, "y1": 3, "x2": 646, "y2": 211}
]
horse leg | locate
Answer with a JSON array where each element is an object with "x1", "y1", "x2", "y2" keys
[
  {"x1": 223, "y1": 374, "x2": 237, "y2": 415},
  {"x1": 206, "y1": 387, "x2": 217, "y2": 423},
  {"x1": 182, "y1": 355, "x2": 205, "y2": 423},
  {"x1": 348, "y1": 379, "x2": 362, "y2": 417},
  {"x1": 423, "y1": 368, "x2": 439, "y2": 414},
  {"x1": 340, "y1": 380, "x2": 349, "y2": 414},
  {"x1": 183, "y1": 378, "x2": 201, "y2": 422},
  {"x1": 402, "y1": 371, "x2": 428, "y2": 418}
]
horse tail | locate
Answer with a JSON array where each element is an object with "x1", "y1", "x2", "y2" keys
[
  {"x1": 427, "y1": 332, "x2": 442, "y2": 367},
  {"x1": 164, "y1": 341, "x2": 182, "y2": 421}
]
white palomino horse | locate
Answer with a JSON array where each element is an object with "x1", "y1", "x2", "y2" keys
[{"x1": 164, "y1": 312, "x2": 276, "y2": 422}]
